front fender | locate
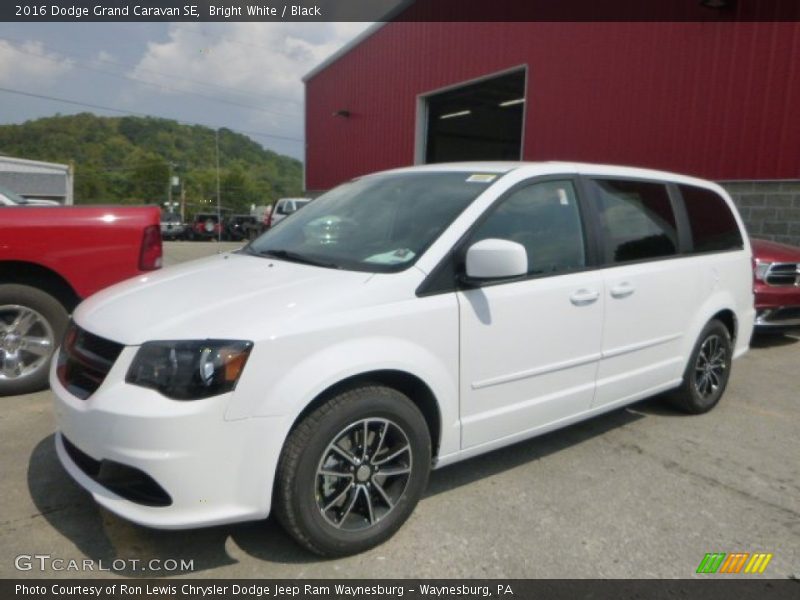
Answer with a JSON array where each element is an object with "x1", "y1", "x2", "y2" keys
[{"x1": 226, "y1": 336, "x2": 460, "y2": 460}]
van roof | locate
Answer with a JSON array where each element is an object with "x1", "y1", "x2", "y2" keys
[{"x1": 371, "y1": 161, "x2": 722, "y2": 191}]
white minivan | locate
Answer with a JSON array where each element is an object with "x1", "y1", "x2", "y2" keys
[{"x1": 51, "y1": 162, "x2": 754, "y2": 556}]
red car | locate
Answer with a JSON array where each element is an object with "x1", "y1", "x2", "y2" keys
[
  {"x1": 752, "y1": 238, "x2": 800, "y2": 332},
  {"x1": 0, "y1": 205, "x2": 162, "y2": 395}
]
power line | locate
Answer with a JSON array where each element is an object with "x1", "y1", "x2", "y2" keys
[
  {"x1": 72, "y1": 161, "x2": 298, "y2": 173},
  {"x1": 0, "y1": 85, "x2": 304, "y2": 143},
  {"x1": 182, "y1": 29, "x2": 275, "y2": 52},
  {"x1": 0, "y1": 41, "x2": 301, "y2": 119},
  {"x1": 0, "y1": 34, "x2": 302, "y2": 107}
]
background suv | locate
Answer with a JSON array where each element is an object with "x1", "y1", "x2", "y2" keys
[
  {"x1": 188, "y1": 213, "x2": 222, "y2": 240},
  {"x1": 160, "y1": 212, "x2": 186, "y2": 240},
  {"x1": 752, "y1": 238, "x2": 800, "y2": 331}
]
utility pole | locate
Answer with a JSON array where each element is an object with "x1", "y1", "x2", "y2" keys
[
  {"x1": 66, "y1": 160, "x2": 75, "y2": 205},
  {"x1": 167, "y1": 162, "x2": 173, "y2": 208},
  {"x1": 215, "y1": 128, "x2": 222, "y2": 242},
  {"x1": 180, "y1": 178, "x2": 186, "y2": 222}
]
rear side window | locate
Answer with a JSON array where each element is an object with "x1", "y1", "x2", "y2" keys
[
  {"x1": 678, "y1": 185, "x2": 743, "y2": 253},
  {"x1": 590, "y1": 179, "x2": 678, "y2": 264}
]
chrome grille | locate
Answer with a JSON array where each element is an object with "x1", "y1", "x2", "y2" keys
[
  {"x1": 56, "y1": 323, "x2": 123, "y2": 399},
  {"x1": 764, "y1": 263, "x2": 800, "y2": 287}
]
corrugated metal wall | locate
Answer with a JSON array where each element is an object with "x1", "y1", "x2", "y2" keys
[{"x1": 305, "y1": 17, "x2": 800, "y2": 191}]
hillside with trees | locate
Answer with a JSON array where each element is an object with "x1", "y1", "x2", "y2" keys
[{"x1": 0, "y1": 113, "x2": 303, "y2": 214}]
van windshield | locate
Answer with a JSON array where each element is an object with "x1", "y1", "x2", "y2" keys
[{"x1": 246, "y1": 171, "x2": 497, "y2": 272}]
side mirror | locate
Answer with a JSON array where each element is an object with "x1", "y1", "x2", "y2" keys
[{"x1": 464, "y1": 238, "x2": 528, "y2": 281}]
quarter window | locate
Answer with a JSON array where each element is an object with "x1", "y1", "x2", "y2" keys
[
  {"x1": 678, "y1": 184, "x2": 743, "y2": 253},
  {"x1": 470, "y1": 180, "x2": 586, "y2": 276},
  {"x1": 590, "y1": 179, "x2": 678, "y2": 263}
]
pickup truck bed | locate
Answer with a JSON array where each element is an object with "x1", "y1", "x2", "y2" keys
[{"x1": 0, "y1": 205, "x2": 161, "y2": 395}]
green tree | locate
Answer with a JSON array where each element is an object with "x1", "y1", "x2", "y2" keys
[
  {"x1": 0, "y1": 113, "x2": 303, "y2": 206},
  {"x1": 129, "y1": 153, "x2": 169, "y2": 203}
]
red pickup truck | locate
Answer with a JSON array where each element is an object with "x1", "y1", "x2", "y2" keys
[{"x1": 0, "y1": 206, "x2": 161, "y2": 395}]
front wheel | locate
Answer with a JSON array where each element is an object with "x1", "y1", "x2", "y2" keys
[
  {"x1": 0, "y1": 284, "x2": 68, "y2": 396},
  {"x1": 668, "y1": 319, "x2": 733, "y2": 414},
  {"x1": 274, "y1": 385, "x2": 431, "y2": 556}
]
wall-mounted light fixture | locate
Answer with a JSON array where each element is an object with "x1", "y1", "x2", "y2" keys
[
  {"x1": 699, "y1": 0, "x2": 736, "y2": 9},
  {"x1": 333, "y1": 109, "x2": 351, "y2": 118}
]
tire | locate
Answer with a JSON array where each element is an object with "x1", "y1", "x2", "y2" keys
[
  {"x1": 0, "y1": 284, "x2": 69, "y2": 396},
  {"x1": 274, "y1": 385, "x2": 431, "y2": 556},
  {"x1": 668, "y1": 319, "x2": 733, "y2": 414}
]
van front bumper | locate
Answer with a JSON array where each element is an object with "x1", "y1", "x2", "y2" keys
[
  {"x1": 50, "y1": 349, "x2": 286, "y2": 529},
  {"x1": 754, "y1": 306, "x2": 800, "y2": 330},
  {"x1": 754, "y1": 283, "x2": 800, "y2": 331}
]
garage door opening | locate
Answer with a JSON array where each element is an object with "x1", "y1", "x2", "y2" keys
[{"x1": 423, "y1": 69, "x2": 526, "y2": 164}]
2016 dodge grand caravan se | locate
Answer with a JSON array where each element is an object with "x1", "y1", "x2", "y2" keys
[{"x1": 51, "y1": 162, "x2": 755, "y2": 556}]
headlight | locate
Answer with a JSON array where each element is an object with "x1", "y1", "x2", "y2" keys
[
  {"x1": 126, "y1": 340, "x2": 252, "y2": 400},
  {"x1": 754, "y1": 259, "x2": 772, "y2": 282}
]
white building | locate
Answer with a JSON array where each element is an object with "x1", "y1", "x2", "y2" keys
[{"x1": 0, "y1": 155, "x2": 73, "y2": 205}]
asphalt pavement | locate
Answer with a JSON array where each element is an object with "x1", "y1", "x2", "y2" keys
[{"x1": 1, "y1": 242, "x2": 797, "y2": 579}]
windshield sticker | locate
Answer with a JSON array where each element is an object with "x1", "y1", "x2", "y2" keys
[
  {"x1": 466, "y1": 174, "x2": 497, "y2": 183},
  {"x1": 364, "y1": 249, "x2": 416, "y2": 265},
  {"x1": 558, "y1": 188, "x2": 569, "y2": 205}
]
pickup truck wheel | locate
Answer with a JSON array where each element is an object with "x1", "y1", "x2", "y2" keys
[
  {"x1": 274, "y1": 385, "x2": 431, "y2": 556},
  {"x1": 668, "y1": 319, "x2": 732, "y2": 414},
  {"x1": 0, "y1": 284, "x2": 68, "y2": 396}
]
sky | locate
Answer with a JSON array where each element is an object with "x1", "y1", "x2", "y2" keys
[{"x1": 0, "y1": 22, "x2": 376, "y2": 160}]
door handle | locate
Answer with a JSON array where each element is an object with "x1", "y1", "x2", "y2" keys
[
  {"x1": 610, "y1": 282, "x2": 635, "y2": 299},
  {"x1": 570, "y1": 289, "x2": 600, "y2": 306}
]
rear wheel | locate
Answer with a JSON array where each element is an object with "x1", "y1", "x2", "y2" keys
[
  {"x1": 668, "y1": 319, "x2": 733, "y2": 414},
  {"x1": 0, "y1": 284, "x2": 68, "y2": 396},
  {"x1": 274, "y1": 385, "x2": 431, "y2": 556}
]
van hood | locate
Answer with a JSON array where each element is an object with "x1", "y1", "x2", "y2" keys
[
  {"x1": 751, "y1": 238, "x2": 800, "y2": 263},
  {"x1": 74, "y1": 252, "x2": 374, "y2": 345}
]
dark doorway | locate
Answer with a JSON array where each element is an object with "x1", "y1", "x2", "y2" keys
[{"x1": 425, "y1": 69, "x2": 526, "y2": 163}]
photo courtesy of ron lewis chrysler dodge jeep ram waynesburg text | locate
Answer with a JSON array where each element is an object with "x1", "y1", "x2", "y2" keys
[{"x1": 51, "y1": 162, "x2": 754, "y2": 557}]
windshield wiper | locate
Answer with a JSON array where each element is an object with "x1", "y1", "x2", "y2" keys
[{"x1": 254, "y1": 249, "x2": 341, "y2": 269}]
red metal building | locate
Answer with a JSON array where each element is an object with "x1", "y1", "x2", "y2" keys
[{"x1": 304, "y1": 2, "x2": 800, "y2": 194}]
